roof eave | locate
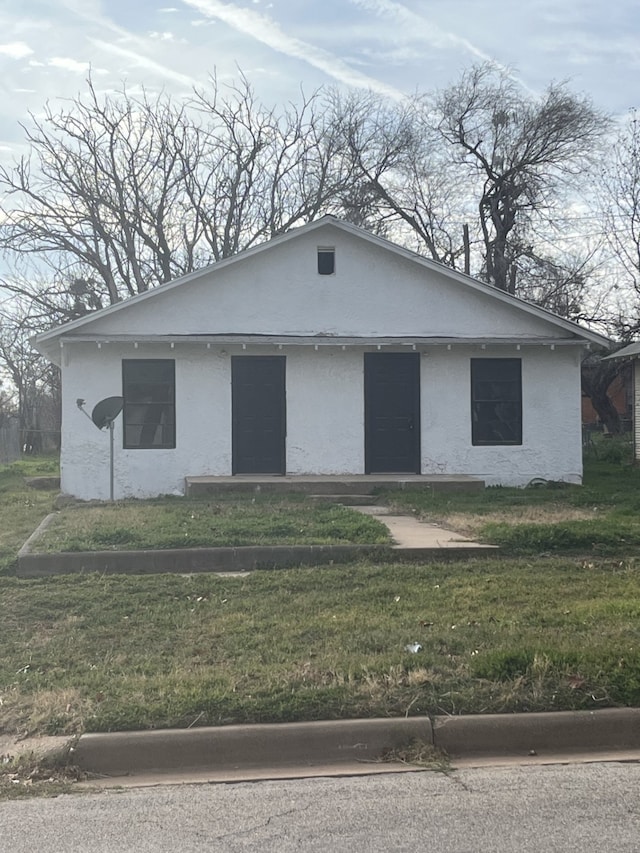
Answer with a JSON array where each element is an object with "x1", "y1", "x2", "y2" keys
[{"x1": 31, "y1": 215, "x2": 613, "y2": 353}]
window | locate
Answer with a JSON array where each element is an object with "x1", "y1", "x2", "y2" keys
[
  {"x1": 471, "y1": 358, "x2": 522, "y2": 445},
  {"x1": 122, "y1": 359, "x2": 175, "y2": 449},
  {"x1": 317, "y1": 247, "x2": 335, "y2": 275}
]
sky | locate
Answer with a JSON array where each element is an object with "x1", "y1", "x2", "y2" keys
[{"x1": 0, "y1": 0, "x2": 638, "y2": 163}]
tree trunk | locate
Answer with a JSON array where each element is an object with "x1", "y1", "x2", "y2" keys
[{"x1": 581, "y1": 359, "x2": 628, "y2": 435}]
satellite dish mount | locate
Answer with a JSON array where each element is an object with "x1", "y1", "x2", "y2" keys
[{"x1": 77, "y1": 396, "x2": 124, "y2": 501}]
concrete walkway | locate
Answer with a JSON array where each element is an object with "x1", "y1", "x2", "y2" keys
[{"x1": 353, "y1": 505, "x2": 495, "y2": 551}]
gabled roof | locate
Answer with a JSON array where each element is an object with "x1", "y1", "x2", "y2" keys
[
  {"x1": 604, "y1": 341, "x2": 640, "y2": 359},
  {"x1": 33, "y1": 215, "x2": 612, "y2": 358}
]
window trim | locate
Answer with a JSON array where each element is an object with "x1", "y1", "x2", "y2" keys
[
  {"x1": 317, "y1": 246, "x2": 335, "y2": 275},
  {"x1": 122, "y1": 358, "x2": 176, "y2": 450},
  {"x1": 470, "y1": 358, "x2": 522, "y2": 446}
]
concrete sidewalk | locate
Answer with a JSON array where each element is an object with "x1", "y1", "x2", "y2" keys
[
  {"x1": 353, "y1": 505, "x2": 495, "y2": 551},
  {"x1": 61, "y1": 708, "x2": 640, "y2": 787}
]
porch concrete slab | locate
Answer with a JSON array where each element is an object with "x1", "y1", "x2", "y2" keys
[
  {"x1": 353, "y1": 505, "x2": 495, "y2": 551},
  {"x1": 185, "y1": 474, "x2": 485, "y2": 497}
]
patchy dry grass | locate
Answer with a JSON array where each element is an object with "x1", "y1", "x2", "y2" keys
[
  {"x1": 385, "y1": 456, "x2": 640, "y2": 556},
  {"x1": 31, "y1": 498, "x2": 391, "y2": 552},
  {"x1": 0, "y1": 456, "x2": 60, "y2": 576},
  {"x1": 438, "y1": 506, "x2": 600, "y2": 537},
  {"x1": 1, "y1": 558, "x2": 639, "y2": 736},
  {"x1": 382, "y1": 739, "x2": 450, "y2": 771}
]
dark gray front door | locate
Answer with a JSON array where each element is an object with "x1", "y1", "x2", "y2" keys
[
  {"x1": 232, "y1": 356, "x2": 286, "y2": 474},
  {"x1": 365, "y1": 352, "x2": 420, "y2": 474}
]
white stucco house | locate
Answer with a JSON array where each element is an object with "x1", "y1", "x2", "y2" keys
[{"x1": 34, "y1": 216, "x2": 611, "y2": 500}]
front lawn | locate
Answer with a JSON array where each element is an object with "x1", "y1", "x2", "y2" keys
[
  {"x1": 30, "y1": 497, "x2": 391, "y2": 552},
  {"x1": 1, "y1": 557, "x2": 639, "y2": 736}
]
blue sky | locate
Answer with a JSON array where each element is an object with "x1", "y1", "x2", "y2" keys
[{"x1": 0, "y1": 0, "x2": 638, "y2": 160}]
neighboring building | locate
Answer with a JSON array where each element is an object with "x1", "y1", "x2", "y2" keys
[
  {"x1": 33, "y1": 216, "x2": 611, "y2": 500},
  {"x1": 582, "y1": 370, "x2": 632, "y2": 428},
  {"x1": 604, "y1": 342, "x2": 640, "y2": 459}
]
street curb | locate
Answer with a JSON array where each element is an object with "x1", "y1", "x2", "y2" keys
[
  {"x1": 432, "y1": 708, "x2": 640, "y2": 758},
  {"x1": 72, "y1": 718, "x2": 432, "y2": 777},
  {"x1": 71, "y1": 709, "x2": 640, "y2": 780}
]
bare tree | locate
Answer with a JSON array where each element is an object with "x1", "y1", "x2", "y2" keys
[
  {"x1": 598, "y1": 110, "x2": 640, "y2": 336},
  {"x1": 0, "y1": 75, "x2": 352, "y2": 318},
  {"x1": 185, "y1": 75, "x2": 352, "y2": 259},
  {"x1": 581, "y1": 351, "x2": 632, "y2": 436},
  {"x1": 0, "y1": 66, "x2": 612, "y2": 331},
  {"x1": 327, "y1": 89, "x2": 472, "y2": 265},
  {"x1": 436, "y1": 64, "x2": 608, "y2": 293},
  {"x1": 0, "y1": 301, "x2": 61, "y2": 451}
]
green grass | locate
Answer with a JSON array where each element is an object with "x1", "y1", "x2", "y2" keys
[
  {"x1": 2, "y1": 450, "x2": 640, "y2": 737},
  {"x1": 1, "y1": 557, "x2": 639, "y2": 736},
  {"x1": 0, "y1": 456, "x2": 60, "y2": 576},
  {"x1": 384, "y1": 454, "x2": 640, "y2": 556},
  {"x1": 32, "y1": 498, "x2": 391, "y2": 552}
]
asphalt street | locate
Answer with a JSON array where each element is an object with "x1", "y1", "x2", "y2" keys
[{"x1": 1, "y1": 761, "x2": 639, "y2": 852}]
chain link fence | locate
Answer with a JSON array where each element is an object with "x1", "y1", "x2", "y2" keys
[
  {"x1": 0, "y1": 424, "x2": 61, "y2": 463},
  {"x1": 0, "y1": 419, "x2": 21, "y2": 464}
]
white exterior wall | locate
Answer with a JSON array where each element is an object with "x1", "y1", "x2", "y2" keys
[
  {"x1": 82, "y1": 226, "x2": 569, "y2": 341},
  {"x1": 422, "y1": 346, "x2": 583, "y2": 485},
  {"x1": 61, "y1": 341, "x2": 583, "y2": 500},
  {"x1": 61, "y1": 343, "x2": 232, "y2": 500}
]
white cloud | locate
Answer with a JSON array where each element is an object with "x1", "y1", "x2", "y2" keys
[
  {"x1": 349, "y1": 0, "x2": 537, "y2": 94},
  {"x1": 181, "y1": 0, "x2": 407, "y2": 99},
  {"x1": 349, "y1": 0, "x2": 495, "y2": 63},
  {"x1": 50, "y1": 0, "x2": 199, "y2": 89},
  {"x1": 49, "y1": 57, "x2": 90, "y2": 73},
  {"x1": 149, "y1": 31, "x2": 176, "y2": 41},
  {"x1": 0, "y1": 42, "x2": 34, "y2": 60},
  {"x1": 88, "y1": 39, "x2": 199, "y2": 88},
  {"x1": 158, "y1": 6, "x2": 179, "y2": 10},
  {"x1": 359, "y1": 45, "x2": 425, "y2": 66}
]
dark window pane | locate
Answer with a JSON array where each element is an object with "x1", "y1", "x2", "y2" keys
[
  {"x1": 125, "y1": 360, "x2": 174, "y2": 385},
  {"x1": 317, "y1": 249, "x2": 335, "y2": 275},
  {"x1": 471, "y1": 359, "x2": 522, "y2": 446},
  {"x1": 122, "y1": 360, "x2": 175, "y2": 449},
  {"x1": 125, "y1": 383, "x2": 174, "y2": 403}
]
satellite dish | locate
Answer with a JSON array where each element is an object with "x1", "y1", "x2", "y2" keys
[{"x1": 91, "y1": 396, "x2": 124, "y2": 430}]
